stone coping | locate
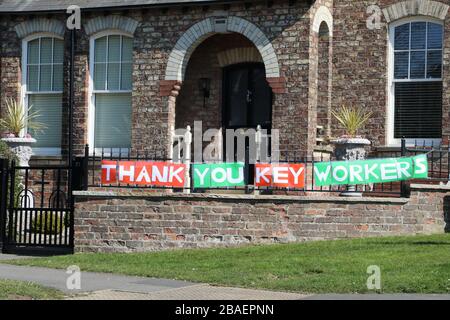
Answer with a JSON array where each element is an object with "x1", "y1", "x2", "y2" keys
[
  {"x1": 410, "y1": 183, "x2": 450, "y2": 191},
  {"x1": 73, "y1": 190, "x2": 409, "y2": 204}
]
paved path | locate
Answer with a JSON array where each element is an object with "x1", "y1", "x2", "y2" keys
[
  {"x1": 1, "y1": 255, "x2": 449, "y2": 300},
  {"x1": 0, "y1": 261, "x2": 305, "y2": 300}
]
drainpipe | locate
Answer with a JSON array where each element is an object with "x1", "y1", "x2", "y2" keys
[
  {"x1": 68, "y1": 22, "x2": 76, "y2": 251},
  {"x1": 69, "y1": 28, "x2": 75, "y2": 168}
]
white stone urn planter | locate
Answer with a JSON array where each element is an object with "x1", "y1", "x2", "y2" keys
[
  {"x1": 1, "y1": 137, "x2": 36, "y2": 167},
  {"x1": 332, "y1": 137, "x2": 371, "y2": 197}
]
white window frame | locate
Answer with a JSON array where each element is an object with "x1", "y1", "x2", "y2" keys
[
  {"x1": 21, "y1": 33, "x2": 64, "y2": 156},
  {"x1": 88, "y1": 30, "x2": 133, "y2": 155},
  {"x1": 387, "y1": 17, "x2": 444, "y2": 147}
]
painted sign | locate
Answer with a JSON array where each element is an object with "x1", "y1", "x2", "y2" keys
[
  {"x1": 313, "y1": 155, "x2": 428, "y2": 187},
  {"x1": 193, "y1": 163, "x2": 245, "y2": 188},
  {"x1": 101, "y1": 160, "x2": 186, "y2": 187},
  {"x1": 255, "y1": 163, "x2": 305, "y2": 188}
]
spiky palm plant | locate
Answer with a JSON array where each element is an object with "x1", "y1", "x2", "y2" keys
[
  {"x1": 0, "y1": 98, "x2": 46, "y2": 137},
  {"x1": 331, "y1": 105, "x2": 373, "y2": 138}
]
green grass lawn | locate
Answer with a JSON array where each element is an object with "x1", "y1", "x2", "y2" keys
[
  {"x1": 0, "y1": 279, "x2": 63, "y2": 300},
  {"x1": 4, "y1": 234, "x2": 450, "y2": 294}
]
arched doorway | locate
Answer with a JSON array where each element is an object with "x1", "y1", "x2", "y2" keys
[{"x1": 175, "y1": 34, "x2": 272, "y2": 163}]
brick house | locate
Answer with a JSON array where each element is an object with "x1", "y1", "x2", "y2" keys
[
  {"x1": 2, "y1": 0, "x2": 450, "y2": 252},
  {"x1": 0, "y1": 0, "x2": 448, "y2": 160}
]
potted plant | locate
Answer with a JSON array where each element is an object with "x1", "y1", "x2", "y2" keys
[
  {"x1": 0, "y1": 98, "x2": 45, "y2": 167},
  {"x1": 331, "y1": 105, "x2": 373, "y2": 196}
]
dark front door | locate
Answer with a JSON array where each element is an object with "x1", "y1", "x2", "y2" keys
[
  {"x1": 222, "y1": 63, "x2": 272, "y2": 132},
  {"x1": 222, "y1": 63, "x2": 273, "y2": 185}
]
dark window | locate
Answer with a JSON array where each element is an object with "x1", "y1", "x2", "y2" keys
[
  {"x1": 394, "y1": 82, "x2": 442, "y2": 138},
  {"x1": 393, "y1": 21, "x2": 443, "y2": 139}
]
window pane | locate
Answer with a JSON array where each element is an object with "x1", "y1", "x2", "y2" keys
[
  {"x1": 120, "y1": 62, "x2": 132, "y2": 90},
  {"x1": 94, "y1": 63, "x2": 106, "y2": 90},
  {"x1": 94, "y1": 37, "x2": 107, "y2": 63},
  {"x1": 107, "y1": 62, "x2": 120, "y2": 90},
  {"x1": 108, "y1": 35, "x2": 121, "y2": 62},
  {"x1": 28, "y1": 94, "x2": 62, "y2": 148},
  {"x1": 53, "y1": 64, "x2": 64, "y2": 91},
  {"x1": 394, "y1": 82, "x2": 442, "y2": 139},
  {"x1": 427, "y1": 50, "x2": 442, "y2": 78},
  {"x1": 39, "y1": 65, "x2": 52, "y2": 91},
  {"x1": 53, "y1": 39, "x2": 64, "y2": 64},
  {"x1": 410, "y1": 51, "x2": 425, "y2": 78},
  {"x1": 394, "y1": 51, "x2": 409, "y2": 79},
  {"x1": 395, "y1": 23, "x2": 410, "y2": 50},
  {"x1": 40, "y1": 38, "x2": 53, "y2": 64},
  {"x1": 27, "y1": 65, "x2": 39, "y2": 91},
  {"x1": 411, "y1": 22, "x2": 426, "y2": 49},
  {"x1": 428, "y1": 23, "x2": 443, "y2": 49},
  {"x1": 122, "y1": 37, "x2": 133, "y2": 62},
  {"x1": 27, "y1": 39, "x2": 40, "y2": 64},
  {"x1": 94, "y1": 93, "x2": 132, "y2": 148}
]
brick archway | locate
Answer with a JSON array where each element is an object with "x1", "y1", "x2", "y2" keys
[{"x1": 162, "y1": 16, "x2": 284, "y2": 95}]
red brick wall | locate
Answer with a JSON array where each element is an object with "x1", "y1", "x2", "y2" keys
[{"x1": 73, "y1": 186, "x2": 448, "y2": 252}]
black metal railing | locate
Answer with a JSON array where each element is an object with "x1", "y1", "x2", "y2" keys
[
  {"x1": 84, "y1": 145, "x2": 404, "y2": 197},
  {"x1": 0, "y1": 160, "x2": 74, "y2": 252}
]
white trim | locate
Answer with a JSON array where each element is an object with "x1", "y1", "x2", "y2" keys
[
  {"x1": 21, "y1": 33, "x2": 64, "y2": 156},
  {"x1": 387, "y1": 16, "x2": 443, "y2": 146},
  {"x1": 312, "y1": 6, "x2": 333, "y2": 37},
  {"x1": 88, "y1": 31, "x2": 133, "y2": 152}
]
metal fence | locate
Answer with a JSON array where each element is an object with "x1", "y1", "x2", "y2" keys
[
  {"x1": 83, "y1": 145, "x2": 406, "y2": 197},
  {"x1": 0, "y1": 159, "x2": 74, "y2": 254}
]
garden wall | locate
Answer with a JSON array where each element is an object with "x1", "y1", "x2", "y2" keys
[{"x1": 73, "y1": 184, "x2": 449, "y2": 252}]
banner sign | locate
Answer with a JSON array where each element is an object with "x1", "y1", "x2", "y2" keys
[
  {"x1": 101, "y1": 160, "x2": 186, "y2": 187},
  {"x1": 101, "y1": 155, "x2": 428, "y2": 189},
  {"x1": 313, "y1": 155, "x2": 428, "y2": 187},
  {"x1": 193, "y1": 163, "x2": 245, "y2": 188},
  {"x1": 255, "y1": 164, "x2": 305, "y2": 188}
]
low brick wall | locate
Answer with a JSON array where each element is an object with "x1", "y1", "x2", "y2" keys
[{"x1": 73, "y1": 184, "x2": 450, "y2": 253}]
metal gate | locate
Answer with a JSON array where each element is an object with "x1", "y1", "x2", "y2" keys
[{"x1": 0, "y1": 160, "x2": 76, "y2": 254}]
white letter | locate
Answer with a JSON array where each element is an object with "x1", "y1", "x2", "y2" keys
[
  {"x1": 195, "y1": 168, "x2": 209, "y2": 185},
  {"x1": 119, "y1": 164, "x2": 135, "y2": 182},
  {"x1": 367, "y1": 265, "x2": 381, "y2": 290},
  {"x1": 255, "y1": 166, "x2": 271, "y2": 184},
  {"x1": 289, "y1": 166, "x2": 304, "y2": 185},
  {"x1": 66, "y1": 5, "x2": 81, "y2": 30},
  {"x1": 380, "y1": 163, "x2": 397, "y2": 181},
  {"x1": 152, "y1": 165, "x2": 169, "y2": 183},
  {"x1": 414, "y1": 157, "x2": 428, "y2": 175},
  {"x1": 349, "y1": 165, "x2": 364, "y2": 183},
  {"x1": 102, "y1": 164, "x2": 116, "y2": 181},
  {"x1": 364, "y1": 163, "x2": 379, "y2": 180},
  {"x1": 273, "y1": 167, "x2": 289, "y2": 184},
  {"x1": 169, "y1": 166, "x2": 184, "y2": 183},
  {"x1": 366, "y1": 5, "x2": 382, "y2": 30},
  {"x1": 396, "y1": 161, "x2": 411, "y2": 179},
  {"x1": 333, "y1": 165, "x2": 348, "y2": 183},
  {"x1": 66, "y1": 265, "x2": 81, "y2": 290},
  {"x1": 211, "y1": 168, "x2": 227, "y2": 183},
  {"x1": 314, "y1": 165, "x2": 331, "y2": 183},
  {"x1": 136, "y1": 165, "x2": 151, "y2": 183},
  {"x1": 227, "y1": 167, "x2": 244, "y2": 184}
]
